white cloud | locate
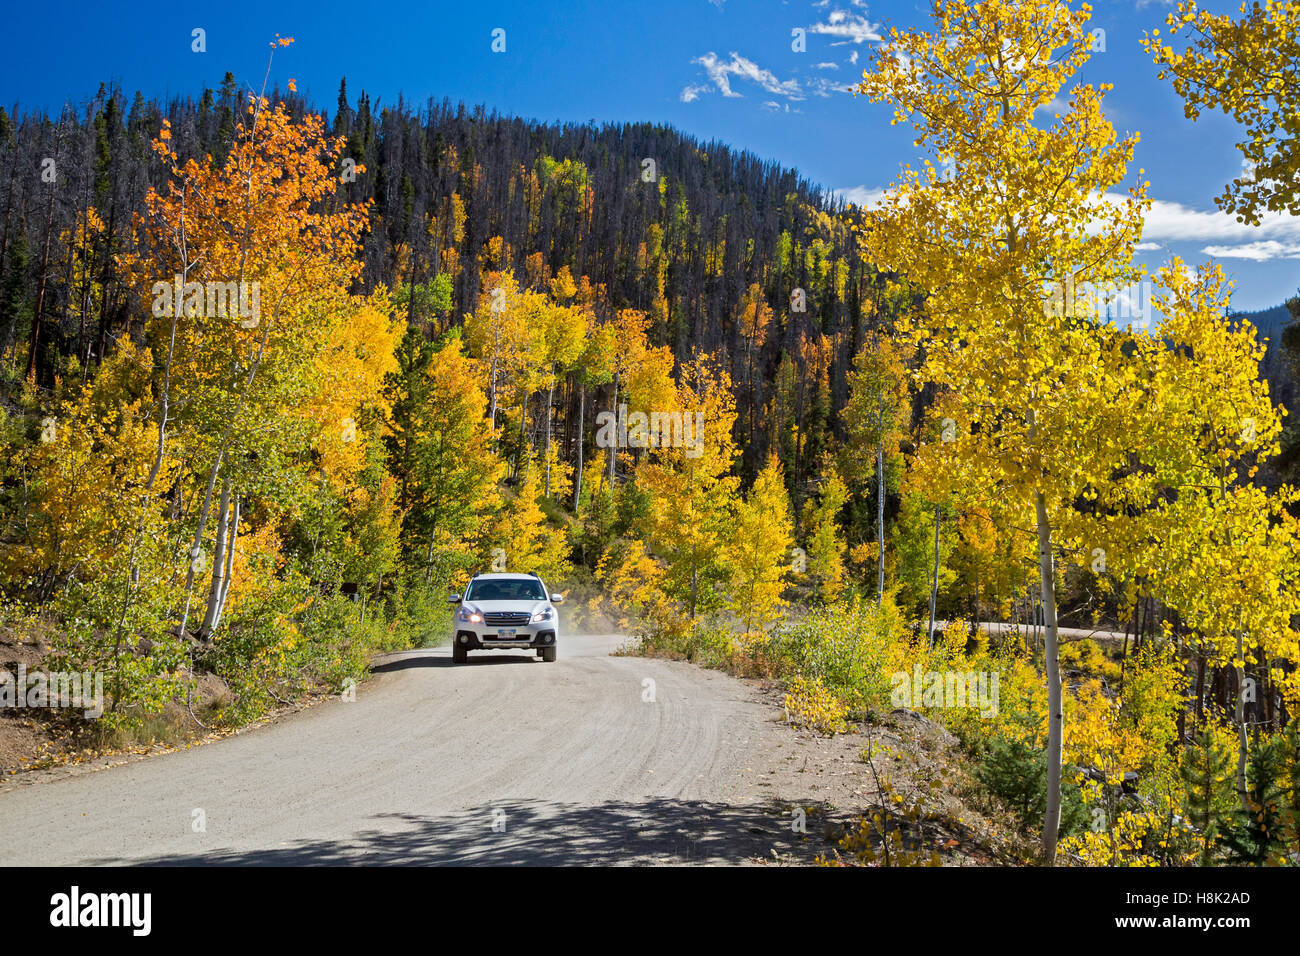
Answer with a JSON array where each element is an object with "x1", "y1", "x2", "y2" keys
[
  {"x1": 1091, "y1": 193, "x2": 1300, "y2": 259},
  {"x1": 834, "y1": 187, "x2": 1300, "y2": 260},
  {"x1": 1202, "y1": 241, "x2": 1300, "y2": 261},
  {"x1": 1035, "y1": 96, "x2": 1069, "y2": 118},
  {"x1": 812, "y1": 76, "x2": 853, "y2": 97},
  {"x1": 1138, "y1": 196, "x2": 1300, "y2": 246},
  {"x1": 810, "y1": 8, "x2": 883, "y2": 44},
  {"x1": 686, "y1": 51, "x2": 804, "y2": 100},
  {"x1": 814, "y1": 61, "x2": 839, "y2": 69},
  {"x1": 834, "y1": 185, "x2": 889, "y2": 208}
]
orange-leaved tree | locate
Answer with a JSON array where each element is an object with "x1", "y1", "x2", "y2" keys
[{"x1": 119, "y1": 48, "x2": 387, "y2": 642}]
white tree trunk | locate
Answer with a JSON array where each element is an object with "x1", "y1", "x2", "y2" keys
[
  {"x1": 877, "y1": 441, "x2": 885, "y2": 604},
  {"x1": 212, "y1": 494, "x2": 240, "y2": 633},
  {"x1": 607, "y1": 372, "x2": 619, "y2": 487},
  {"x1": 573, "y1": 385, "x2": 585, "y2": 510},
  {"x1": 1234, "y1": 632, "x2": 1249, "y2": 809},
  {"x1": 544, "y1": 379, "x2": 554, "y2": 496},
  {"x1": 1035, "y1": 488, "x2": 1063, "y2": 864},
  {"x1": 926, "y1": 503, "x2": 940, "y2": 648},
  {"x1": 200, "y1": 476, "x2": 233, "y2": 637}
]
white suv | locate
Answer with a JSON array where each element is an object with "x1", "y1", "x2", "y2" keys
[{"x1": 448, "y1": 572, "x2": 564, "y2": 663}]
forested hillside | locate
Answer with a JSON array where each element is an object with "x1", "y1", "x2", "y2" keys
[{"x1": 0, "y1": 77, "x2": 878, "y2": 489}]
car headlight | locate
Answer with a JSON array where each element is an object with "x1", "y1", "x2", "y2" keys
[
  {"x1": 456, "y1": 607, "x2": 483, "y2": 624},
  {"x1": 531, "y1": 607, "x2": 554, "y2": 623}
]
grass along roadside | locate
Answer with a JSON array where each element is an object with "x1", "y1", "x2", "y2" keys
[{"x1": 624, "y1": 596, "x2": 1219, "y2": 865}]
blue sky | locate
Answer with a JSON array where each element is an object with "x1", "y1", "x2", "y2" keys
[{"x1": 2, "y1": 0, "x2": 1296, "y2": 311}]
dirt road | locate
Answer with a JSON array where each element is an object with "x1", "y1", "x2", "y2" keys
[{"x1": 0, "y1": 635, "x2": 864, "y2": 865}]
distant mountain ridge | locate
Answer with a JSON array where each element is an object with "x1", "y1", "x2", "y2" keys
[{"x1": 1233, "y1": 302, "x2": 1296, "y2": 412}]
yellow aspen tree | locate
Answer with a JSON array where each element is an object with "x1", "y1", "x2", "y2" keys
[
  {"x1": 121, "y1": 53, "x2": 378, "y2": 642},
  {"x1": 804, "y1": 462, "x2": 849, "y2": 605},
  {"x1": 635, "y1": 354, "x2": 740, "y2": 619},
  {"x1": 856, "y1": 0, "x2": 1148, "y2": 862},
  {"x1": 487, "y1": 458, "x2": 571, "y2": 582},
  {"x1": 1102, "y1": 261, "x2": 1300, "y2": 807},
  {"x1": 841, "y1": 333, "x2": 910, "y2": 603},
  {"x1": 462, "y1": 271, "x2": 530, "y2": 436},
  {"x1": 536, "y1": 301, "x2": 587, "y2": 497},
  {"x1": 63, "y1": 206, "x2": 105, "y2": 379},
  {"x1": 603, "y1": 308, "x2": 675, "y2": 485},
  {"x1": 407, "y1": 337, "x2": 505, "y2": 581},
  {"x1": 571, "y1": 315, "x2": 616, "y2": 510},
  {"x1": 728, "y1": 454, "x2": 794, "y2": 635},
  {"x1": 14, "y1": 340, "x2": 188, "y2": 719}
]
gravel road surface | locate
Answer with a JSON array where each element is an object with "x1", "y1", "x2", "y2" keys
[{"x1": 0, "y1": 634, "x2": 851, "y2": 865}]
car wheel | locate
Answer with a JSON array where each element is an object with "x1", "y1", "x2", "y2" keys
[
  {"x1": 535, "y1": 648, "x2": 544, "y2": 658},
  {"x1": 453, "y1": 643, "x2": 468, "y2": 663},
  {"x1": 541, "y1": 646, "x2": 557, "y2": 663}
]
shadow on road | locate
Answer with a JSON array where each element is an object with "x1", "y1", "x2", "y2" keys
[
  {"x1": 92, "y1": 799, "x2": 848, "y2": 866},
  {"x1": 370, "y1": 652, "x2": 540, "y2": 673}
]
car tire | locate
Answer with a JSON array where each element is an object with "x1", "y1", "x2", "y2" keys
[
  {"x1": 541, "y1": 646, "x2": 557, "y2": 663},
  {"x1": 453, "y1": 643, "x2": 468, "y2": 664},
  {"x1": 535, "y1": 648, "x2": 544, "y2": 658}
]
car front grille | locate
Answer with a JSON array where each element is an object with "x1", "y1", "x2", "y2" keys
[{"x1": 483, "y1": 611, "x2": 530, "y2": 626}]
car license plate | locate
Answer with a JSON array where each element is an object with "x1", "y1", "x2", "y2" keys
[{"x1": 497, "y1": 629, "x2": 516, "y2": 639}]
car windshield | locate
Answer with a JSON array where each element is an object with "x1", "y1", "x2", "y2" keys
[{"x1": 464, "y1": 578, "x2": 546, "y2": 602}]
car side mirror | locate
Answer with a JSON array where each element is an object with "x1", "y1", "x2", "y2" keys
[
  {"x1": 550, "y1": 593, "x2": 564, "y2": 605},
  {"x1": 448, "y1": 593, "x2": 461, "y2": 604}
]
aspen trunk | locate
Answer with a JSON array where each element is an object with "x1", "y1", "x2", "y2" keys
[
  {"x1": 200, "y1": 476, "x2": 233, "y2": 636},
  {"x1": 489, "y1": 355, "x2": 499, "y2": 434},
  {"x1": 1234, "y1": 631, "x2": 1249, "y2": 810},
  {"x1": 876, "y1": 441, "x2": 885, "y2": 604},
  {"x1": 572, "y1": 384, "x2": 585, "y2": 510},
  {"x1": 178, "y1": 449, "x2": 224, "y2": 639},
  {"x1": 544, "y1": 379, "x2": 554, "y2": 496},
  {"x1": 424, "y1": 531, "x2": 436, "y2": 585},
  {"x1": 1035, "y1": 488, "x2": 1063, "y2": 864},
  {"x1": 926, "y1": 503, "x2": 939, "y2": 648},
  {"x1": 607, "y1": 371, "x2": 619, "y2": 487},
  {"x1": 212, "y1": 494, "x2": 240, "y2": 633}
]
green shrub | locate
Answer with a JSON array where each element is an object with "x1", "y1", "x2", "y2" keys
[
  {"x1": 767, "y1": 597, "x2": 907, "y2": 716},
  {"x1": 383, "y1": 577, "x2": 451, "y2": 649}
]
